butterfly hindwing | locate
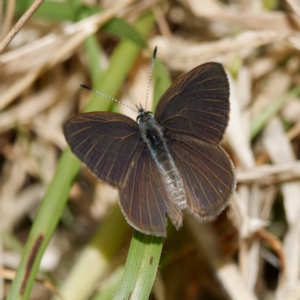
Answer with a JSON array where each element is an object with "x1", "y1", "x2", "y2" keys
[
  {"x1": 119, "y1": 149, "x2": 182, "y2": 236},
  {"x1": 155, "y1": 63, "x2": 230, "y2": 145},
  {"x1": 63, "y1": 112, "x2": 143, "y2": 188},
  {"x1": 169, "y1": 137, "x2": 235, "y2": 220}
]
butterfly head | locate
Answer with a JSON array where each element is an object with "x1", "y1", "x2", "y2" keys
[{"x1": 136, "y1": 108, "x2": 154, "y2": 125}]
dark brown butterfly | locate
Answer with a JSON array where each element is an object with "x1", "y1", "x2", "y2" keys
[{"x1": 63, "y1": 62, "x2": 235, "y2": 236}]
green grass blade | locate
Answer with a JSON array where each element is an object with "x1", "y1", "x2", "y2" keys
[
  {"x1": 115, "y1": 53, "x2": 172, "y2": 300},
  {"x1": 16, "y1": 0, "x2": 77, "y2": 21},
  {"x1": 102, "y1": 18, "x2": 147, "y2": 47},
  {"x1": 7, "y1": 12, "x2": 155, "y2": 300},
  {"x1": 115, "y1": 232, "x2": 164, "y2": 300}
]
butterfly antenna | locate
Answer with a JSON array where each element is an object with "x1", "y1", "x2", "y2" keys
[
  {"x1": 80, "y1": 84, "x2": 137, "y2": 113},
  {"x1": 145, "y1": 46, "x2": 157, "y2": 111}
]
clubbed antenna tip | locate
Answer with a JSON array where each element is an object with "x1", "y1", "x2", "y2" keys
[
  {"x1": 153, "y1": 46, "x2": 157, "y2": 59},
  {"x1": 80, "y1": 84, "x2": 92, "y2": 91}
]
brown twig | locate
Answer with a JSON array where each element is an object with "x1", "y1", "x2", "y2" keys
[
  {"x1": 0, "y1": 0, "x2": 16, "y2": 40},
  {"x1": 0, "y1": 0, "x2": 45, "y2": 53}
]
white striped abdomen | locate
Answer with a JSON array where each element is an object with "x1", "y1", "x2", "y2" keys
[{"x1": 138, "y1": 112, "x2": 187, "y2": 209}]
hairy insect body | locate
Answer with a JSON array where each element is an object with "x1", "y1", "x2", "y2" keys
[{"x1": 138, "y1": 111, "x2": 187, "y2": 209}]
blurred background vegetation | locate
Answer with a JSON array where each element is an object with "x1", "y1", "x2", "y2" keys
[{"x1": 1, "y1": 0, "x2": 300, "y2": 299}]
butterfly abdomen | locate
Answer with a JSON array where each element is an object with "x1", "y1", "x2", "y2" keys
[
  {"x1": 138, "y1": 113, "x2": 187, "y2": 209},
  {"x1": 155, "y1": 148, "x2": 187, "y2": 209}
]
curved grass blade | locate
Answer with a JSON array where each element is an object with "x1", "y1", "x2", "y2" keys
[
  {"x1": 115, "y1": 55, "x2": 172, "y2": 300},
  {"x1": 103, "y1": 18, "x2": 147, "y2": 47},
  {"x1": 115, "y1": 231, "x2": 164, "y2": 300}
]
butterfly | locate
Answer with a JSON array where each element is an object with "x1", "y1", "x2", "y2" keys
[{"x1": 63, "y1": 62, "x2": 235, "y2": 237}]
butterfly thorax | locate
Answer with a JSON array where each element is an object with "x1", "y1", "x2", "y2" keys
[
  {"x1": 137, "y1": 109, "x2": 187, "y2": 209},
  {"x1": 137, "y1": 110, "x2": 165, "y2": 148}
]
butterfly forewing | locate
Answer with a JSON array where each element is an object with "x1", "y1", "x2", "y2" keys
[
  {"x1": 155, "y1": 63, "x2": 230, "y2": 144},
  {"x1": 63, "y1": 112, "x2": 143, "y2": 188},
  {"x1": 170, "y1": 137, "x2": 235, "y2": 219},
  {"x1": 119, "y1": 149, "x2": 182, "y2": 236}
]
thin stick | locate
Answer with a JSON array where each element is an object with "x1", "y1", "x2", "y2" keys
[
  {"x1": 0, "y1": 0, "x2": 45, "y2": 53},
  {"x1": 0, "y1": 0, "x2": 16, "y2": 40}
]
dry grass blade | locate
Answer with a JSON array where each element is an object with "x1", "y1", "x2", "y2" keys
[
  {"x1": 186, "y1": 0, "x2": 300, "y2": 31},
  {"x1": 152, "y1": 30, "x2": 290, "y2": 71},
  {"x1": 0, "y1": 0, "x2": 16, "y2": 41},
  {"x1": 0, "y1": 0, "x2": 44, "y2": 53},
  {"x1": 263, "y1": 118, "x2": 300, "y2": 296},
  {"x1": 286, "y1": 0, "x2": 300, "y2": 16},
  {"x1": 237, "y1": 162, "x2": 300, "y2": 184}
]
